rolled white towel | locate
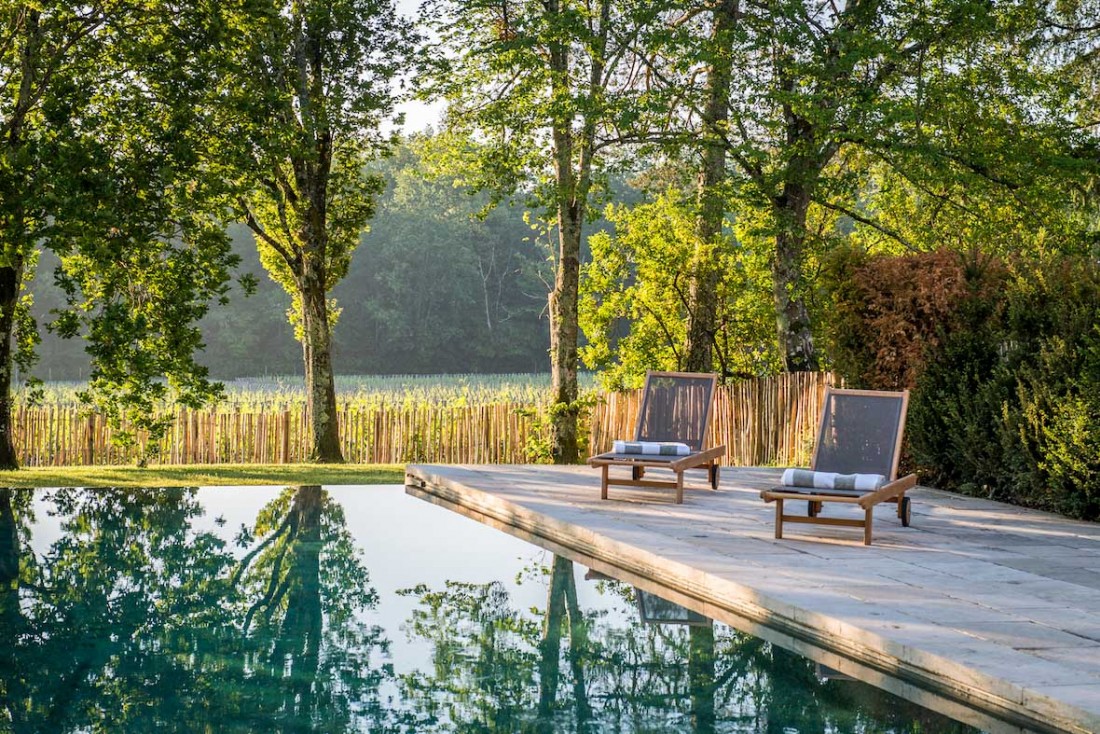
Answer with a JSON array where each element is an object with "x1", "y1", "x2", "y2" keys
[
  {"x1": 781, "y1": 468, "x2": 886, "y2": 491},
  {"x1": 613, "y1": 440, "x2": 693, "y2": 456}
]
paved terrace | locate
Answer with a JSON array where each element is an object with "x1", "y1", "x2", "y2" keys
[{"x1": 405, "y1": 464, "x2": 1100, "y2": 734}]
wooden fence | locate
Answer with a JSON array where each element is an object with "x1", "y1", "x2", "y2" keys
[{"x1": 13, "y1": 371, "x2": 836, "y2": 467}]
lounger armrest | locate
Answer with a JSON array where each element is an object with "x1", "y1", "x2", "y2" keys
[
  {"x1": 669, "y1": 445, "x2": 726, "y2": 471},
  {"x1": 857, "y1": 473, "x2": 917, "y2": 509},
  {"x1": 760, "y1": 489, "x2": 864, "y2": 504}
]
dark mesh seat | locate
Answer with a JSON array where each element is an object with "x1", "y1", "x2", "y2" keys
[
  {"x1": 814, "y1": 392, "x2": 905, "y2": 478},
  {"x1": 635, "y1": 373, "x2": 717, "y2": 451}
]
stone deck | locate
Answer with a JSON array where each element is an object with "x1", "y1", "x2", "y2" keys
[{"x1": 405, "y1": 464, "x2": 1100, "y2": 734}]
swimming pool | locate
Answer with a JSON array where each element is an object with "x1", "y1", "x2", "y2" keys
[{"x1": 0, "y1": 485, "x2": 983, "y2": 732}]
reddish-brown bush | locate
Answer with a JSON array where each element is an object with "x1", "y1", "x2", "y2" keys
[{"x1": 825, "y1": 248, "x2": 1006, "y2": 389}]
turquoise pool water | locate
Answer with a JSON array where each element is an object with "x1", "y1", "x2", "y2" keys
[{"x1": 0, "y1": 485, "x2": 983, "y2": 733}]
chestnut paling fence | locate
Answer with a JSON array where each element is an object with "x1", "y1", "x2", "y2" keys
[{"x1": 13, "y1": 371, "x2": 836, "y2": 467}]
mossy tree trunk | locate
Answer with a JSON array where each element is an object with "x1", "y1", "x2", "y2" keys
[
  {"x1": 546, "y1": 0, "x2": 609, "y2": 464},
  {"x1": 298, "y1": 269, "x2": 343, "y2": 462},
  {"x1": 771, "y1": 179, "x2": 820, "y2": 372},
  {"x1": 683, "y1": 0, "x2": 739, "y2": 375}
]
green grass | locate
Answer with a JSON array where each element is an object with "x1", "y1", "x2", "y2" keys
[{"x1": 0, "y1": 463, "x2": 405, "y2": 488}]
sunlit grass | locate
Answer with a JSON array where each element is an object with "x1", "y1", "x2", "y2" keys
[{"x1": 0, "y1": 463, "x2": 405, "y2": 488}]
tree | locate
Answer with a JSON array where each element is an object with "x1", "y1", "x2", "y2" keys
[
  {"x1": 841, "y1": 1, "x2": 1099, "y2": 258},
  {"x1": 626, "y1": 0, "x2": 1094, "y2": 372},
  {"x1": 0, "y1": 1, "x2": 242, "y2": 467},
  {"x1": 421, "y1": 0, "x2": 648, "y2": 463},
  {"x1": 230, "y1": 0, "x2": 411, "y2": 462},
  {"x1": 682, "y1": 0, "x2": 738, "y2": 373}
]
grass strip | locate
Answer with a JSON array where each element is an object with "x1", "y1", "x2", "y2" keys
[{"x1": 0, "y1": 463, "x2": 405, "y2": 488}]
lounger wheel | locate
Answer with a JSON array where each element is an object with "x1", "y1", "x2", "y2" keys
[
  {"x1": 900, "y1": 496, "x2": 912, "y2": 527},
  {"x1": 807, "y1": 500, "x2": 820, "y2": 518},
  {"x1": 709, "y1": 464, "x2": 720, "y2": 490},
  {"x1": 632, "y1": 465, "x2": 645, "y2": 481}
]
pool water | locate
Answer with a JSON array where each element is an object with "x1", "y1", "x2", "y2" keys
[{"x1": 0, "y1": 485, "x2": 983, "y2": 733}]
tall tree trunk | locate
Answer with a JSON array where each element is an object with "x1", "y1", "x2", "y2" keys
[
  {"x1": 0, "y1": 264, "x2": 22, "y2": 470},
  {"x1": 545, "y1": 0, "x2": 608, "y2": 465},
  {"x1": 546, "y1": 0, "x2": 583, "y2": 465},
  {"x1": 549, "y1": 214, "x2": 582, "y2": 465},
  {"x1": 772, "y1": 183, "x2": 819, "y2": 372},
  {"x1": 683, "y1": 0, "x2": 738, "y2": 374},
  {"x1": 298, "y1": 274, "x2": 343, "y2": 462},
  {"x1": 0, "y1": 13, "x2": 42, "y2": 472}
]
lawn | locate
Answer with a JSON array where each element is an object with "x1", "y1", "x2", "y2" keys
[{"x1": 0, "y1": 463, "x2": 406, "y2": 488}]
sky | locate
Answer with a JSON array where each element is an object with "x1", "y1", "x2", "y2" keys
[{"x1": 394, "y1": 0, "x2": 445, "y2": 134}]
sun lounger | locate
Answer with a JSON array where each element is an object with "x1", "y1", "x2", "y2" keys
[
  {"x1": 760, "y1": 387, "x2": 917, "y2": 545},
  {"x1": 588, "y1": 371, "x2": 726, "y2": 504}
]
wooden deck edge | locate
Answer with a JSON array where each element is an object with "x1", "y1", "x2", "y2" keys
[{"x1": 405, "y1": 465, "x2": 1099, "y2": 734}]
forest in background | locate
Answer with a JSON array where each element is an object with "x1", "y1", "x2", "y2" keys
[{"x1": 28, "y1": 141, "x2": 568, "y2": 380}]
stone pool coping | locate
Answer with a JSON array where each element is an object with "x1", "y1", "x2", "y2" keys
[{"x1": 405, "y1": 464, "x2": 1100, "y2": 734}]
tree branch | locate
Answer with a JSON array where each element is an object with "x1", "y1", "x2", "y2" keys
[
  {"x1": 239, "y1": 199, "x2": 299, "y2": 268},
  {"x1": 813, "y1": 197, "x2": 919, "y2": 252}
]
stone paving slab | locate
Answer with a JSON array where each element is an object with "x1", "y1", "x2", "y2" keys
[{"x1": 406, "y1": 463, "x2": 1100, "y2": 734}]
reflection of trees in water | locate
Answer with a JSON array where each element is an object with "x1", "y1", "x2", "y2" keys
[
  {"x1": 399, "y1": 554, "x2": 978, "y2": 734},
  {"x1": 232, "y1": 485, "x2": 393, "y2": 732},
  {"x1": 0, "y1": 485, "x2": 394, "y2": 734},
  {"x1": 0, "y1": 487, "x2": 239, "y2": 733}
]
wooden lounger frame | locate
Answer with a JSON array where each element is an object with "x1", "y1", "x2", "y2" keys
[
  {"x1": 587, "y1": 371, "x2": 727, "y2": 504},
  {"x1": 760, "y1": 388, "x2": 917, "y2": 545}
]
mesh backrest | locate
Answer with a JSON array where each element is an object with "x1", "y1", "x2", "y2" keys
[
  {"x1": 635, "y1": 372, "x2": 716, "y2": 451},
  {"x1": 813, "y1": 390, "x2": 906, "y2": 479}
]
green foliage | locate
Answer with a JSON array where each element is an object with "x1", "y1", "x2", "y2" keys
[
  {"x1": 417, "y1": 0, "x2": 635, "y2": 211},
  {"x1": 0, "y1": 1, "x2": 246, "y2": 463},
  {"x1": 580, "y1": 191, "x2": 779, "y2": 388},
  {"x1": 55, "y1": 221, "x2": 235, "y2": 459},
  {"x1": 842, "y1": 1, "x2": 1100, "y2": 259}
]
